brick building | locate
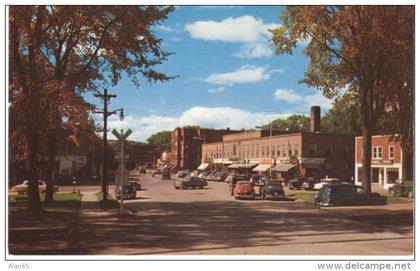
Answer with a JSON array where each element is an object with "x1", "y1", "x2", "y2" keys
[
  {"x1": 170, "y1": 127, "x2": 240, "y2": 171},
  {"x1": 109, "y1": 141, "x2": 157, "y2": 168},
  {"x1": 355, "y1": 134, "x2": 402, "y2": 190},
  {"x1": 201, "y1": 106, "x2": 355, "y2": 182}
]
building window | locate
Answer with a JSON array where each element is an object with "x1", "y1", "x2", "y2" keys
[
  {"x1": 282, "y1": 145, "x2": 286, "y2": 157},
  {"x1": 373, "y1": 146, "x2": 382, "y2": 159},
  {"x1": 389, "y1": 146, "x2": 394, "y2": 159},
  {"x1": 325, "y1": 145, "x2": 333, "y2": 157},
  {"x1": 309, "y1": 144, "x2": 317, "y2": 157}
]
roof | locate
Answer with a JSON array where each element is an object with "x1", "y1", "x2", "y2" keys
[{"x1": 252, "y1": 164, "x2": 271, "y2": 172}]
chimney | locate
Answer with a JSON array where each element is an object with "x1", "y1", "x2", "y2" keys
[{"x1": 310, "y1": 106, "x2": 321, "y2": 133}]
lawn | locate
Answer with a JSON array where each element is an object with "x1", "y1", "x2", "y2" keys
[
  {"x1": 8, "y1": 192, "x2": 82, "y2": 255},
  {"x1": 95, "y1": 192, "x2": 120, "y2": 210}
]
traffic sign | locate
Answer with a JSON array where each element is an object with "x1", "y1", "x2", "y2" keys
[{"x1": 112, "y1": 129, "x2": 132, "y2": 142}]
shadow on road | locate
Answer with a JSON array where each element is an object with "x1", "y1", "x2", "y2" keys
[{"x1": 72, "y1": 200, "x2": 413, "y2": 255}]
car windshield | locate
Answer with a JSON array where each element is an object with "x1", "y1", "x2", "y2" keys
[
  {"x1": 330, "y1": 185, "x2": 356, "y2": 194},
  {"x1": 267, "y1": 182, "x2": 282, "y2": 188},
  {"x1": 238, "y1": 183, "x2": 252, "y2": 188}
]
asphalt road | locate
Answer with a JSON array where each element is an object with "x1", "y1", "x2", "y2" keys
[{"x1": 75, "y1": 174, "x2": 413, "y2": 256}]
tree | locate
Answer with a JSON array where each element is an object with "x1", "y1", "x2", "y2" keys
[
  {"x1": 266, "y1": 114, "x2": 310, "y2": 132},
  {"x1": 321, "y1": 92, "x2": 361, "y2": 136},
  {"x1": 9, "y1": 6, "x2": 175, "y2": 208},
  {"x1": 147, "y1": 130, "x2": 171, "y2": 152},
  {"x1": 272, "y1": 6, "x2": 411, "y2": 192}
]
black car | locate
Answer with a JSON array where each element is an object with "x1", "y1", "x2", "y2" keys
[
  {"x1": 261, "y1": 181, "x2": 285, "y2": 200},
  {"x1": 211, "y1": 172, "x2": 227, "y2": 182},
  {"x1": 174, "y1": 176, "x2": 208, "y2": 189},
  {"x1": 114, "y1": 183, "x2": 137, "y2": 200},
  {"x1": 288, "y1": 177, "x2": 305, "y2": 190},
  {"x1": 300, "y1": 177, "x2": 318, "y2": 191},
  {"x1": 314, "y1": 184, "x2": 387, "y2": 207},
  {"x1": 161, "y1": 170, "x2": 171, "y2": 180},
  {"x1": 128, "y1": 178, "x2": 141, "y2": 191}
]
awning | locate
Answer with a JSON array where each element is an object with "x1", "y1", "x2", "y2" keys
[
  {"x1": 272, "y1": 163, "x2": 297, "y2": 172},
  {"x1": 228, "y1": 163, "x2": 257, "y2": 169},
  {"x1": 197, "y1": 163, "x2": 209, "y2": 170},
  {"x1": 252, "y1": 164, "x2": 272, "y2": 172}
]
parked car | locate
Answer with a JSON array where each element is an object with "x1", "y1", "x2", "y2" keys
[
  {"x1": 176, "y1": 170, "x2": 189, "y2": 178},
  {"x1": 288, "y1": 177, "x2": 305, "y2": 190},
  {"x1": 161, "y1": 171, "x2": 171, "y2": 180},
  {"x1": 139, "y1": 167, "x2": 146, "y2": 174},
  {"x1": 128, "y1": 177, "x2": 141, "y2": 191},
  {"x1": 300, "y1": 177, "x2": 319, "y2": 191},
  {"x1": 228, "y1": 175, "x2": 250, "y2": 195},
  {"x1": 261, "y1": 180, "x2": 285, "y2": 200},
  {"x1": 234, "y1": 181, "x2": 255, "y2": 200},
  {"x1": 174, "y1": 176, "x2": 208, "y2": 189},
  {"x1": 211, "y1": 172, "x2": 227, "y2": 182},
  {"x1": 198, "y1": 172, "x2": 208, "y2": 179},
  {"x1": 12, "y1": 180, "x2": 59, "y2": 194},
  {"x1": 314, "y1": 183, "x2": 387, "y2": 207},
  {"x1": 313, "y1": 178, "x2": 346, "y2": 190},
  {"x1": 114, "y1": 183, "x2": 137, "y2": 200}
]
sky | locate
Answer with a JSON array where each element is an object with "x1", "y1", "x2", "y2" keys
[{"x1": 85, "y1": 6, "x2": 334, "y2": 142}]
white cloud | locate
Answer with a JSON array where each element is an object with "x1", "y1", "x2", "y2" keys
[
  {"x1": 273, "y1": 88, "x2": 333, "y2": 111},
  {"x1": 302, "y1": 92, "x2": 333, "y2": 110},
  {"x1": 154, "y1": 24, "x2": 174, "y2": 32},
  {"x1": 185, "y1": 15, "x2": 279, "y2": 59},
  {"x1": 273, "y1": 88, "x2": 302, "y2": 103},
  {"x1": 107, "y1": 106, "x2": 288, "y2": 142},
  {"x1": 234, "y1": 43, "x2": 273, "y2": 59},
  {"x1": 204, "y1": 65, "x2": 271, "y2": 86},
  {"x1": 207, "y1": 86, "x2": 225, "y2": 93}
]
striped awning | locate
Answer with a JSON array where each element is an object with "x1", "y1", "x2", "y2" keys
[
  {"x1": 272, "y1": 163, "x2": 297, "y2": 172},
  {"x1": 252, "y1": 164, "x2": 272, "y2": 172},
  {"x1": 197, "y1": 163, "x2": 209, "y2": 170},
  {"x1": 228, "y1": 163, "x2": 257, "y2": 169}
]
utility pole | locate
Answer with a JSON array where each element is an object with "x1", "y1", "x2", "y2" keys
[{"x1": 94, "y1": 89, "x2": 117, "y2": 200}]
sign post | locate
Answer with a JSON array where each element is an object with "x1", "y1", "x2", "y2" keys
[{"x1": 112, "y1": 129, "x2": 132, "y2": 216}]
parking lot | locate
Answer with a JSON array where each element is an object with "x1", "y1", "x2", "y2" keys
[{"x1": 73, "y1": 173, "x2": 413, "y2": 255}]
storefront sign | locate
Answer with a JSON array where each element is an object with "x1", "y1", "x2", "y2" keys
[
  {"x1": 301, "y1": 157, "x2": 325, "y2": 165},
  {"x1": 259, "y1": 158, "x2": 272, "y2": 164}
]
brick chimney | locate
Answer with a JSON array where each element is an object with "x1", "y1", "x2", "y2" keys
[{"x1": 310, "y1": 106, "x2": 321, "y2": 133}]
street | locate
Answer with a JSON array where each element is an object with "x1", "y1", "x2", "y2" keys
[{"x1": 73, "y1": 174, "x2": 413, "y2": 255}]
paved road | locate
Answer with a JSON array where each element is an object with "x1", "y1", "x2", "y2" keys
[{"x1": 75, "y1": 174, "x2": 413, "y2": 256}]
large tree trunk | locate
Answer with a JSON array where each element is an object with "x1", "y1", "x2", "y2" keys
[
  {"x1": 26, "y1": 102, "x2": 41, "y2": 209},
  {"x1": 401, "y1": 140, "x2": 413, "y2": 181},
  {"x1": 44, "y1": 131, "x2": 57, "y2": 204},
  {"x1": 361, "y1": 125, "x2": 373, "y2": 193}
]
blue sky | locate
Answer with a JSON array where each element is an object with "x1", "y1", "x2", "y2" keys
[{"x1": 86, "y1": 6, "x2": 333, "y2": 142}]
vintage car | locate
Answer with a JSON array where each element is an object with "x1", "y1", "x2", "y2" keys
[
  {"x1": 12, "y1": 180, "x2": 59, "y2": 194},
  {"x1": 261, "y1": 181, "x2": 285, "y2": 200},
  {"x1": 228, "y1": 175, "x2": 250, "y2": 195},
  {"x1": 114, "y1": 183, "x2": 137, "y2": 200},
  {"x1": 314, "y1": 184, "x2": 387, "y2": 207},
  {"x1": 300, "y1": 177, "x2": 319, "y2": 191},
  {"x1": 287, "y1": 177, "x2": 305, "y2": 190},
  {"x1": 313, "y1": 178, "x2": 347, "y2": 190},
  {"x1": 233, "y1": 181, "x2": 255, "y2": 200},
  {"x1": 211, "y1": 172, "x2": 227, "y2": 182},
  {"x1": 128, "y1": 177, "x2": 141, "y2": 191},
  {"x1": 174, "y1": 176, "x2": 208, "y2": 189}
]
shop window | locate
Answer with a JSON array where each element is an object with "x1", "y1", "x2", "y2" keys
[{"x1": 389, "y1": 146, "x2": 394, "y2": 159}]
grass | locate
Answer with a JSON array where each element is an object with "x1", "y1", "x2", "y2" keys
[
  {"x1": 95, "y1": 192, "x2": 120, "y2": 211},
  {"x1": 288, "y1": 190, "x2": 318, "y2": 202}
]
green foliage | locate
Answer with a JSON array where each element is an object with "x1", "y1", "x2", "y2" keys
[
  {"x1": 146, "y1": 131, "x2": 171, "y2": 148},
  {"x1": 265, "y1": 114, "x2": 310, "y2": 132}
]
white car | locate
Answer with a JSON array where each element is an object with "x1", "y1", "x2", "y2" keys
[
  {"x1": 313, "y1": 178, "x2": 346, "y2": 190},
  {"x1": 12, "y1": 180, "x2": 58, "y2": 194}
]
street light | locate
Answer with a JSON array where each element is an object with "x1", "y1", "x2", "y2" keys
[{"x1": 255, "y1": 123, "x2": 272, "y2": 178}]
